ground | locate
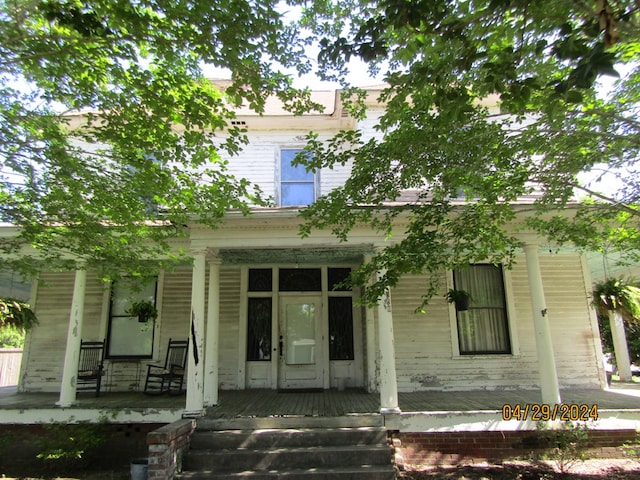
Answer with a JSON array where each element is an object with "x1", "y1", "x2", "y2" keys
[
  {"x1": 398, "y1": 458, "x2": 640, "y2": 479},
  {"x1": 1, "y1": 459, "x2": 639, "y2": 480}
]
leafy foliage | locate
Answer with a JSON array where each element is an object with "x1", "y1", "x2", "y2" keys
[
  {"x1": 293, "y1": 0, "x2": 640, "y2": 305},
  {"x1": 0, "y1": 0, "x2": 316, "y2": 279},
  {"x1": 0, "y1": 324, "x2": 25, "y2": 348},
  {"x1": 536, "y1": 421, "x2": 592, "y2": 474},
  {"x1": 592, "y1": 277, "x2": 640, "y2": 322},
  {"x1": 35, "y1": 420, "x2": 113, "y2": 470},
  {"x1": 126, "y1": 299, "x2": 158, "y2": 323},
  {"x1": 0, "y1": 297, "x2": 38, "y2": 330}
]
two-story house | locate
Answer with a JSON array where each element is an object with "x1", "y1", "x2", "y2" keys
[{"x1": 3, "y1": 86, "x2": 639, "y2": 468}]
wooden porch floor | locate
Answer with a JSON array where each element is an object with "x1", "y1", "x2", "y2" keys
[{"x1": 1, "y1": 382, "x2": 640, "y2": 418}]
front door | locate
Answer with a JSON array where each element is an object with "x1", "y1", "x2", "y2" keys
[{"x1": 278, "y1": 296, "x2": 323, "y2": 389}]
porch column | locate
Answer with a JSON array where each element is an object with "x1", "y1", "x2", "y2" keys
[
  {"x1": 364, "y1": 254, "x2": 378, "y2": 393},
  {"x1": 204, "y1": 252, "x2": 221, "y2": 406},
  {"x1": 57, "y1": 268, "x2": 87, "y2": 407},
  {"x1": 185, "y1": 251, "x2": 207, "y2": 417},
  {"x1": 609, "y1": 310, "x2": 632, "y2": 382},
  {"x1": 377, "y1": 271, "x2": 400, "y2": 414},
  {"x1": 524, "y1": 244, "x2": 561, "y2": 405}
]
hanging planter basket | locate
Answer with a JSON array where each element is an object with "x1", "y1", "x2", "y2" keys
[
  {"x1": 126, "y1": 300, "x2": 158, "y2": 323},
  {"x1": 446, "y1": 289, "x2": 471, "y2": 312}
]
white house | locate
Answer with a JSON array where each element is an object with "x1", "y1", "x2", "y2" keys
[{"x1": 4, "y1": 86, "x2": 616, "y2": 421}]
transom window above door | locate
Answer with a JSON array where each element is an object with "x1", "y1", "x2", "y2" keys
[{"x1": 279, "y1": 149, "x2": 316, "y2": 206}]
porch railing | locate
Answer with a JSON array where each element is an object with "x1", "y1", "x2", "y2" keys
[{"x1": 0, "y1": 349, "x2": 22, "y2": 387}]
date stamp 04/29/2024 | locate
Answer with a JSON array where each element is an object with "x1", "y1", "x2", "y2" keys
[{"x1": 501, "y1": 403, "x2": 599, "y2": 422}]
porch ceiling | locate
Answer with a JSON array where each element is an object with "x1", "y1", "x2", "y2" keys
[{"x1": 219, "y1": 246, "x2": 373, "y2": 265}]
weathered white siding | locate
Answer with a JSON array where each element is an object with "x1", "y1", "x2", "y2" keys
[
  {"x1": 391, "y1": 253, "x2": 602, "y2": 392},
  {"x1": 220, "y1": 111, "x2": 387, "y2": 204},
  {"x1": 217, "y1": 267, "x2": 241, "y2": 388},
  {"x1": 20, "y1": 272, "x2": 105, "y2": 392}
]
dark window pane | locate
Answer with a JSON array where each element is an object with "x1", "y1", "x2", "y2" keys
[
  {"x1": 329, "y1": 297, "x2": 354, "y2": 360},
  {"x1": 248, "y1": 268, "x2": 272, "y2": 292},
  {"x1": 453, "y1": 264, "x2": 510, "y2": 354},
  {"x1": 281, "y1": 182, "x2": 314, "y2": 206},
  {"x1": 328, "y1": 268, "x2": 351, "y2": 291},
  {"x1": 247, "y1": 298, "x2": 272, "y2": 361},
  {"x1": 281, "y1": 149, "x2": 313, "y2": 181},
  {"x1": 279, "y1": 268, "x2": 321, "y2": 292}
]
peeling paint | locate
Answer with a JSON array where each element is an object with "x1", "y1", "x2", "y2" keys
[{"x1": 410, "y1": 374, "x2": 442, "y2": 387}]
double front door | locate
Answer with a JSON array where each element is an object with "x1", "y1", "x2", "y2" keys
[{"x1": 278, "y1": 295, "x2": 323, "y2": 389}]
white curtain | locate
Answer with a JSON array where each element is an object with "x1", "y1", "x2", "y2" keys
[{"x1": 454, "y1": 265, "x2": 510, "y2": 354}]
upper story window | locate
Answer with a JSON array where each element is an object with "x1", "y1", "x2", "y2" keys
[
  {"x1": 453, "y1": 264, "x2": 511, "y2": 355},
  {"x1": 279, "y1": 149, "x2": 316, "y2": 206}
]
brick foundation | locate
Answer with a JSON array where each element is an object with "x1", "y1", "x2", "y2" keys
[
  {"x1": 147, "y1": 419, "x2": 196, "y2": 480},
  {"x1": 393, "y1": 429, "x2": 639, "y2": 467}
]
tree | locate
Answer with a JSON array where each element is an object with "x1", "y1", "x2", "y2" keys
[
  {"x1": 292, "y1": 0, "x2": 640, "y2": 305},
  {"x1": 0, "y1": 297, "x2": 38, "y2": 330},
  {"x1": 0, "y1": 0, "x2": 316, "y2": 279}
]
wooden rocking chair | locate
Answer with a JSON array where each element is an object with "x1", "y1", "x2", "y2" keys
[
  {"x1": 77, "y1": 339, "x2": 105, "y2": 396},
  {"x1": 144, "y1": 338, "x2": 188, "y2": 395}
]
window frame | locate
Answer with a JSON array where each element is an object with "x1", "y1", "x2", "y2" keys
[
  {"x1": 448, "y1": 264, "x2": 520, "y2": 357},
  {"x1": 277, "y1": 148, "x2": 319, "y2": 207},
  {"x1": 106, "y1": 278, "x2": 158, "y2": 359}
]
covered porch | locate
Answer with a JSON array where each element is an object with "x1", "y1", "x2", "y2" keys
[{"x1": 2, "y1": 384, "x2": 640, "y2": 431}]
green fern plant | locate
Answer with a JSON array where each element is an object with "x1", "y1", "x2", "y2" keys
[{"x1": 592, "y1": 277, "x2": 640, "y2": 321}]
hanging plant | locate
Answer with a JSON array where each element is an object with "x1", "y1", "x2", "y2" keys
[
  {"x1": 126, "y1": 300, "x2": 158, "y2": 323},
  {"x1": 592, "y1": 277, "x2": 640, "y2": 322},
  {"x1": 0, "y1": 298, "x2": 38, "y2": 330},
  {"x1": 445, "y1": 289, "x2": 472, "y2": 311}
]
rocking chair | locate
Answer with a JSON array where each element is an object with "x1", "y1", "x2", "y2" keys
[
  {"x1": 144, "y1": 338, "x2": 188, "y2": 395},
  {"x1": 77, "y1": 339, "x2": 105, "y2": 396}
]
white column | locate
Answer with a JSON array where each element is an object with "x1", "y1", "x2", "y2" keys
[
  {"x1": 365, "y1": 304, "x2": 377, "y2": 393},
  {"x1": 377, "y1": 271, "x2": 400, "y2": 414},
  {"x1": 204, "y1": 253, "x2": 221, "y2": 406},
  {"x1": 609, "y1": 310, "x2": 632, "y2": 382},
  {"x1": 185, "y1": 251, "x2": 206, "y2": 417},
  {"x1": 524, "y1": 245, "x2": 561, "y2": 405},
  {"x1": 364, "y1": 255, "x2": 378, "y2": 393},
  {"x1": 57, "y1": 268, "x2": 87, "y2": 407}
]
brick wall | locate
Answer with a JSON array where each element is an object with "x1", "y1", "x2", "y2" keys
[
  {"x1": 147, "y1": 419, "x2": 196, "y2": 480},
  {"x1": 394, "y1": 429, "x2": 639, "y2": 467}
]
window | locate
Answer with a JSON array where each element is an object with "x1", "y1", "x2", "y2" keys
[
  {"x1": 247, "y1": 297, "x2": 272, "y2": 361},
  {"x1": 453, "y1": 264, "x2": 511, "y2": 355},
  {"x1": 279, "y1": 268, "x2": 321, "y2": 292},
  {"x1": 328, "y1": 267, "x2": 354, "y2": 360},
  {"x1": 107, "y1": 279, "x2": 157, "y2": 358},
  {"x1": 328, "y1": 296, "x2": 354, "y2": 360},
  {"x1": 280, "y1": 149, "x2": 316, "y2": 206}
]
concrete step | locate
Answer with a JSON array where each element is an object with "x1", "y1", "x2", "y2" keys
[
  {"x1": 179, "y1": 465, "x2": 396, "y2": 480},
  {"x1": 182, "y1": 421, "x2": 397, "y2": 480},
  {"x1": 189, "y1": 427, "x2": 388, "y2": 450},
  {"x1": 184, "y1": 444, "x2": 394, "y2": 471},
  {"x1": 196, "y1": 414, "x2": 383, "y2": 431}
]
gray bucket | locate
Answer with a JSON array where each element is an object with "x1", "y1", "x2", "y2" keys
[{"x1": 130, "y1": 457, "x2": 148, "y2": 480}]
